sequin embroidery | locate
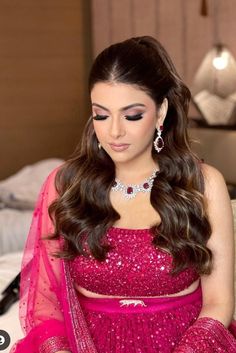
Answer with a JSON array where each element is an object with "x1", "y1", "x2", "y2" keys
[{"x1": 69, "y1": 227, "x2": 199, "y2": 296}]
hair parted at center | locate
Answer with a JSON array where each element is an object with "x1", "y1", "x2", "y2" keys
[{"x1": 48, "y1": 36, "x2": 212, "y2": 275}]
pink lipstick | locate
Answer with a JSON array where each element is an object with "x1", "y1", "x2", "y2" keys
[{"x1": 109, "y1": 143, "x2": 130, "y2": 152}]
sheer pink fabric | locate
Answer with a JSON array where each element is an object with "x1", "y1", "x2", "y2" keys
[
  {"x1": 9, "y1": 166, "x2": 236, "y2": 352},
  {"x1": 174, "y1": 317, "x2": 236, "y2": 352},
  {"x1": 10, "y1": 167, "x2": 97, "y2": 353}
]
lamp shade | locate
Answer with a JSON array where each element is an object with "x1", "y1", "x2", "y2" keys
[{"x1": 192, "y1": 44, "x2": 236, "y2": 126}]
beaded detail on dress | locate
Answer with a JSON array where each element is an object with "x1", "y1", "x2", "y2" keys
[{"x1": 69, "y1": 227, "x2": 199, "y2": 296}]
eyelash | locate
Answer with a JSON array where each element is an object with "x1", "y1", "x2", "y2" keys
[
  {"x1": 126, "y1": 113, "x2": 143, "y2": 121},
  {"x1": 92, "y1": 113, "x2": 143, "y2": 121},
  {"x1": 92, "y1": 115, "x2": 108, "y2": 120}
]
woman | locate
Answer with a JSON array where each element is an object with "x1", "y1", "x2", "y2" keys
[{"x1": 11, "y1": 36, "x2": 236, "y2": 353}]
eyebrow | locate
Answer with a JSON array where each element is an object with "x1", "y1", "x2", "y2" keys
[{"x1": 91, "y1": 103, "x2": 146, "y2": 112}]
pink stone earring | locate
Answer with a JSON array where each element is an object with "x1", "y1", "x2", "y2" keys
[{"x1": 153, "y1": 125, "x2": 164, "y2": 153}]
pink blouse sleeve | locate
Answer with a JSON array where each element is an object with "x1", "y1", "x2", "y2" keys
[{"x1": 11, "y1": 167, "x2": 71, "y2": 353}]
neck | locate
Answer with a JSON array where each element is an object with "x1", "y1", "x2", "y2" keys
[{"x1": 115, "y1": 159, "x2": 159, "y2": 184}]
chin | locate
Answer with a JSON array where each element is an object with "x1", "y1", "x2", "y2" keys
[
  {"x1": 110, "y1": 156, "x2": 131, "y2": 164},
  {"x1": 106, "y1": 153, "x2": 131, "y2": 164}
]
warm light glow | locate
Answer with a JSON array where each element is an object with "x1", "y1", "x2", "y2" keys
[{"x1": 212, "y1": 49, "x2": 229, "y2": 70}]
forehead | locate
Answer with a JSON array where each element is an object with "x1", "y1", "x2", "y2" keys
[{"x1": 90, "y1": 82, "x2": 155, "y2": 109}]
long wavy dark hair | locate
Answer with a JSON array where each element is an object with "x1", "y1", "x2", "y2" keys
[{"x1": 48, "y1": 36, "x2": 212, "y2": 275}]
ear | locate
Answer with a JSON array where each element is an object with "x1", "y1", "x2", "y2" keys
[{"x1": 156, "y1": 98, "x2": 168, "y2": 129}]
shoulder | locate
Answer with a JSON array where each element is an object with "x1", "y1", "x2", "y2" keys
[
  {"x1": 46, "y1": 163, "x2": 65, "y2": 184},
  {"x1": 42, "y1": 162, "x2": 65, "y2": 199},
  {"x1": 200, "y1": 163, "x2": 228, "y2": 200},
  {"x1": 200, "y1": 163, "x2": 232, "y2": 229}
]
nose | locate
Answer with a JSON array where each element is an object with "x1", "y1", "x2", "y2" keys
[{"x1": 109, "y1": 117, "x2": 125, "y2": 139}]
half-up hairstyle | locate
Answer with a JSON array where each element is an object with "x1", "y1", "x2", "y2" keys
[{"x1": 49, "y1": 36, "x2": 212, "y2": 275}]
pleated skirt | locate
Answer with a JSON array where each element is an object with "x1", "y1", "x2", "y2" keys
[{"x1": 78, "y1": 284, "x2": 202, "y2": 353}]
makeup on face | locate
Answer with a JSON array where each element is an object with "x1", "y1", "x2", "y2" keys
[
  {"x1": 92, "y1": 103, "x2": 146, "y2": 122},
  {"x1": 91, "y1": 82, "x2": 160, "y2": 166},
  {"x1": 93, "y1": 113, "x2": 144, "y2": 121},
  {"x1": 109, "y1": 143, "x2": 130, "y2": 152}
]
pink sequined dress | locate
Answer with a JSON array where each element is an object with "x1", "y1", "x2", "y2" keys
[
  {"x1": 10, "y1": 168, "x2": 236, "y2": 353},
  {"x1": 70, "y1": 227, "x2": 201, "y2": 353}
]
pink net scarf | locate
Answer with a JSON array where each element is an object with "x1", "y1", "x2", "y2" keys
[{"x1": 10, "y1": 167, "x2": 97, "y2": 353}]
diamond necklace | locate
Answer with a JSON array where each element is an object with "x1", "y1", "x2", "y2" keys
[{"x1": 111, "y1": 169, "x2": 159, "y2": 199}]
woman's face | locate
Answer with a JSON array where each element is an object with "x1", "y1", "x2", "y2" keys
[{"x1": 91, "y1": 82, "x2": 167, "y2": 166}]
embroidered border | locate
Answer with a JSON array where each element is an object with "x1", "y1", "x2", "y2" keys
[
  {"x1": 63, "y1": 260, "x2": 98, "y2": 353},
  {"x1": 39, "y1": 335, "x2": 70, "y2": 353}
]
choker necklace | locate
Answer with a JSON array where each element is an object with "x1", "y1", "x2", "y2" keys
[{"x1": 111, "y1": 169, "x2": 159, "y2": 199}]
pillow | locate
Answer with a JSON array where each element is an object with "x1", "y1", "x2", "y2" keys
[
  {"x1": 0, "y1": 158, "x2": 63, "y2": 210},
  {"x1": 0, "y1": 209, "x2": 33, "y2": 255}
]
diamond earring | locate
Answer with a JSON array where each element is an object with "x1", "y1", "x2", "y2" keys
[{"x1": 153, "y1": 125, "x2": 164, "y2": 153}]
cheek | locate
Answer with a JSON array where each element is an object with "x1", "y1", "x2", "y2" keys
[{"x1": 132, "y1": 119, "x2": 156, "y2": 140}]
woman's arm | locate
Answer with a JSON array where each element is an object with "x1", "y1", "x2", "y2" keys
[
  {"x1": 199, "y1": 163, "x2": 235, "y2": 326},
  {"x1": 174, "y1": 163, "x2": 236, "y2": 352}
]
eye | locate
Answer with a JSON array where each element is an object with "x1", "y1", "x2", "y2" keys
[
  {"x1": 125, "y1": 113, "x2": 143, "y2": 121},
  {"x1": 92, "y1": 114, "x2": 109, "y2": 120}
]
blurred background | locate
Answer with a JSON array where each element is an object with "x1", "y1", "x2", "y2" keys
[{"x1": 0, "y1": 0, "x2": 235, "y2": 189}]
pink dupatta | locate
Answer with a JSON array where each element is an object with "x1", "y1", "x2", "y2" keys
[{"x1": 10, "y1": 167, "x2": 98, "y2": 353}]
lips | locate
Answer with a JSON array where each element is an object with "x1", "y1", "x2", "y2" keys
[{"x1": 109, "y1": 143, "x2": 130, "y2": 152}]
